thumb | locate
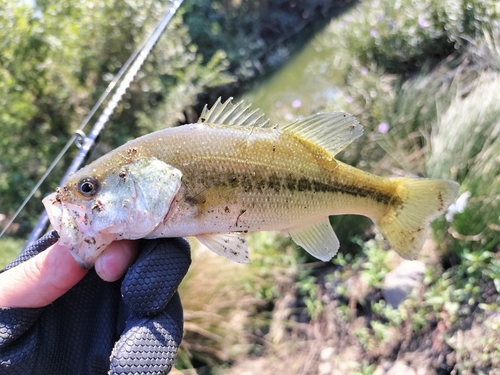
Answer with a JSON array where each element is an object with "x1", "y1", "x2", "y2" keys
[{"x1": 0, "y1": 243, "x2": 88, "y2": 308}]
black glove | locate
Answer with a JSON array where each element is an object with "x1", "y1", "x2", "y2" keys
[{"x1": 0, "y1": 231, "x2": 191, "y2": 375}]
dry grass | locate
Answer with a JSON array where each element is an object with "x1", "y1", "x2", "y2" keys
[{"x1": 177, "y1": 236, "x2": 279, "y2": 369}]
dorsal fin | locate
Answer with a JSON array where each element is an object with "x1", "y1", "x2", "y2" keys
[
  {"x1": 199, "y1": 97, "x2": 272, "y2": 128},
  {"x1": 282, "y1": 112, "x2": 363, "y2": 156}
]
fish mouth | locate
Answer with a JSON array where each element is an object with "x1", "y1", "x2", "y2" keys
[{"x1": 42, "y1": 193, "x2": 113, "y2": 268}]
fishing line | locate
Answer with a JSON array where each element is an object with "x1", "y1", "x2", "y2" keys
[{"x1": 0, "y1": 0, "x2": 185, "y2": 241}]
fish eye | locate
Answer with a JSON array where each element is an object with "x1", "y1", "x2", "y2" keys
[{"x1": 77, "y1": 177, "x2": 100, "y2": 198}]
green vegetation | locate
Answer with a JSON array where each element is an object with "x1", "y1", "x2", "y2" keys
[
  {"x1": 0, "y1": 0, "x2": 341, "y2": 236},
  {"x1": 2, "y1": 0, "x2": 500, "y2": 373},
  {"x1": 0, "y1": 0, "x2": 229, "y2": 235},
  {"x1": 0, "y1": 237, "x2": 24, "y2": 268},
  {"x1": 176, "y1": 0, "x2": 500, "y2": 373}
]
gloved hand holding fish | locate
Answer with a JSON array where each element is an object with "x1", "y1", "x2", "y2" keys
[{"x1": 43, "y1": 98, "x2": 459, "y2": 268}]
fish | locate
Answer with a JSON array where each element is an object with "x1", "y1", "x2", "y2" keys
[{"x1": 43, "y1": 98, "x2": 460, "y2": 268}]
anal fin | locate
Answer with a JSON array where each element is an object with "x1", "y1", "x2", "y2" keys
[
  {"x1": 289, "y1": 219, "x2": 340, "y2": 262},
  {"x1": 196, "y1": 232, "x2": 250, "y2": 264}
]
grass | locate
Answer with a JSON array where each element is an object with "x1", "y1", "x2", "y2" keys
[
  {"x1": 2, "y1": 0, "x2": 500, "y2": 372},
  {"x1": 428, "y1": 73, "x2": 500, "y2": 255},
  {"x1": 0, "y1": 237, "x2": 24, "y2": 268},
  {"x1": 187, "y1": 0, "x2": 500, "y2": 373}
]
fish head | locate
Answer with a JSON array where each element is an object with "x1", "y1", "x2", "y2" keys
[{"x1": 43, "y1": 157, "x2": 183, "y2": 267}]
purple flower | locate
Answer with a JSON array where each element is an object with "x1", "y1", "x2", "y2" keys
[
  {"x1": 378, "y1": 122, "x2": 390, "y2": 133},
  {"x1": 418, "y1": 16, "x2": 429, "y2": 28},
  {"x1": 361, "y1": 68, "x2": 368, "y2": 76},
  {"x1": 345, "y1": 96, "x2": 354, "y2": 103},
  {"x1": 370, "y1": 29, "x2": 378, "y2": 37},
  {"x1": 292, "y1": 99, "x2": 302, "y2": 108}
]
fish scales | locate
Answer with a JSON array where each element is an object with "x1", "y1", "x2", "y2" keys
[
  {"x1": 114, "y1": 123, "x2": 396, "y2": 235},
  {"x1": 43, "y1": 98, "x2": 459, "y2": 267}
]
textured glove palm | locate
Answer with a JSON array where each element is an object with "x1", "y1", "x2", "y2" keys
[{"x1": 0, "y1": 232, "x2": 191, "y2": 375}]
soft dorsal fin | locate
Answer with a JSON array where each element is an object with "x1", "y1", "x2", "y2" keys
[
  {"x1": 282, "y1": 112, "x2": 363, "y2": 156},
  {"x1": 199, "y1": 97, "x2": 272, "y2": 128}
]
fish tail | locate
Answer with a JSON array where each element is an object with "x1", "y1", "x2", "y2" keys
[{"x1": 377, "y1": 178, "x2": 459, "y2": 259}]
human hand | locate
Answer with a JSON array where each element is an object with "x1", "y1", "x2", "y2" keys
[
  {"x1": 0, "y1": 234, "x2": 138, "y2": 308},
  {"x1": 0, "y1": 231, "x2": 191, "y2": 375}
]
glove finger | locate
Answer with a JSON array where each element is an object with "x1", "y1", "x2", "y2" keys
[
  {"x1": 121, "y1": 238, "x2": 191, "y2": 317},
  {"x1": 0, "y1": 307, "x2": 43, "y2": 374},
  {"x1": 3, "y1": 231, "x2": 59, "y2": 271},
  {"x1": 110, "y1": 291, "x2": 184, "y2": 375}
]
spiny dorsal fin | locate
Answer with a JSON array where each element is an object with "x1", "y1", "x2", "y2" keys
[
  {"x1": 282, "y1": 112, "x2": 363, "y2": 156},
  {"x1": 199, "y1": 97, "x2": 272, "y2": 128}
]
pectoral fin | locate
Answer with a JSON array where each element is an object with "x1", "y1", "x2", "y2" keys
[
  {"x1": 289, "y1": 219, "x2": 340, "y2": 261},
  {"x1": 196, "y1": 232, "x2": 250, "y2": 263}
]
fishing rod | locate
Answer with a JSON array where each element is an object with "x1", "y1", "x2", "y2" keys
[{"x1": 4, "y1": 0, "x2": 185, "y2": 250}]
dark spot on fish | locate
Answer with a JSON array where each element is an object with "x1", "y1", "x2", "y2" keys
[
  {"x1": 297, "y1": 177, "x2": 312, "y2": 192},
  {"x1": 255, "y1": 179, "x2": 266, "y2": 192},
  {"x1": 437, "y1": 191, "x2": 444, "y2": 211},
  {"x1": 185, "y1": 195, "x2": 199, "y2": 206},
  {"x1": 267, "y1": 173, "x2": 281, "y2": 192},
  {"x1": 224, "y1": 206, "x2": 230, "y2": 213},
  {"x1": 348, "y1": 124, "x2": 356, "y2": 130},
  {"x1": 54, "y1": 194, "x2": 61, "y2": 203},
  {"x1": 119, "y1": 169, "x2": 127, "y2": 180},
  {"x1": 272, "y1": 145, "x2": 276, "y2": 152},
  {"x1": 127, "y1": 147, "x2": 138, "y2": 156},
  {"x1": 243, "y1": 230, "x2": 248, "y2": 233},
  {"x1": 91, "y1": 200, "x2": 104, "y2": 213},
  {"x1": 241, "y1": 174, "x2": 253, "y2": 192},
  {"x1": 285, "y1": 174, "x2": 297, "y2": 191},
  {"x1": 235, "y1": 209, "x2": 246, "y2": 227},
  {"x1": 229, "y1": 174, "x2": 239, "y2": 188},
  {"x1": 84, "y1": 237, "x2": 96, "y2": 246},
  {"x1": 200, "y1": 117, "x2": 206, "y2": 123},
  {"x1": 312, "y1": 180, "x2": 328, "y2": 193}
]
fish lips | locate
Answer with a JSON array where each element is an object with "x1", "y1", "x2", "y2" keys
[{"x1": 42, "y1": 193, "x2": 115, "y2": 267}]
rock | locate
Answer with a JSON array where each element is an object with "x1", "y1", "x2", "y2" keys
[
  {"x1": 320, "y1": 347, "x2": 335, "y2": 361},
  {"x1": 387, "y1": 361, "x2": 416, "y2": 375},
  {"x1": 383, "y1": 260, "x2": 425, "y2": 308},
  {"x1": 319, "y1": 362, "x2": 332, "y2": 374}
]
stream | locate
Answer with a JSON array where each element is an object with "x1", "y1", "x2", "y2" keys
[{"x1": 237, "y1": 28, "x2": 345, "y2": 125}]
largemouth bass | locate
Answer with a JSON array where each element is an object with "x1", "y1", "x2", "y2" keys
[{"x1": 43, "y1": 98, "x2": 459, "y2": 267}]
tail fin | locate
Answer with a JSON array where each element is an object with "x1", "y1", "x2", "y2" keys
[{"x1": 377, "y1": 178, "x2": 459, "y2": 260}]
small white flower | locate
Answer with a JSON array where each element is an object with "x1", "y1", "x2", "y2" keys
[{"x1": 446, "y1": 191, "x2": 471, "y2": 222}]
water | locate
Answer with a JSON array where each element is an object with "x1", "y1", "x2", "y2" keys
[{"x1": 238, "y1": 30, "x2": 345, "y2": 125}]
